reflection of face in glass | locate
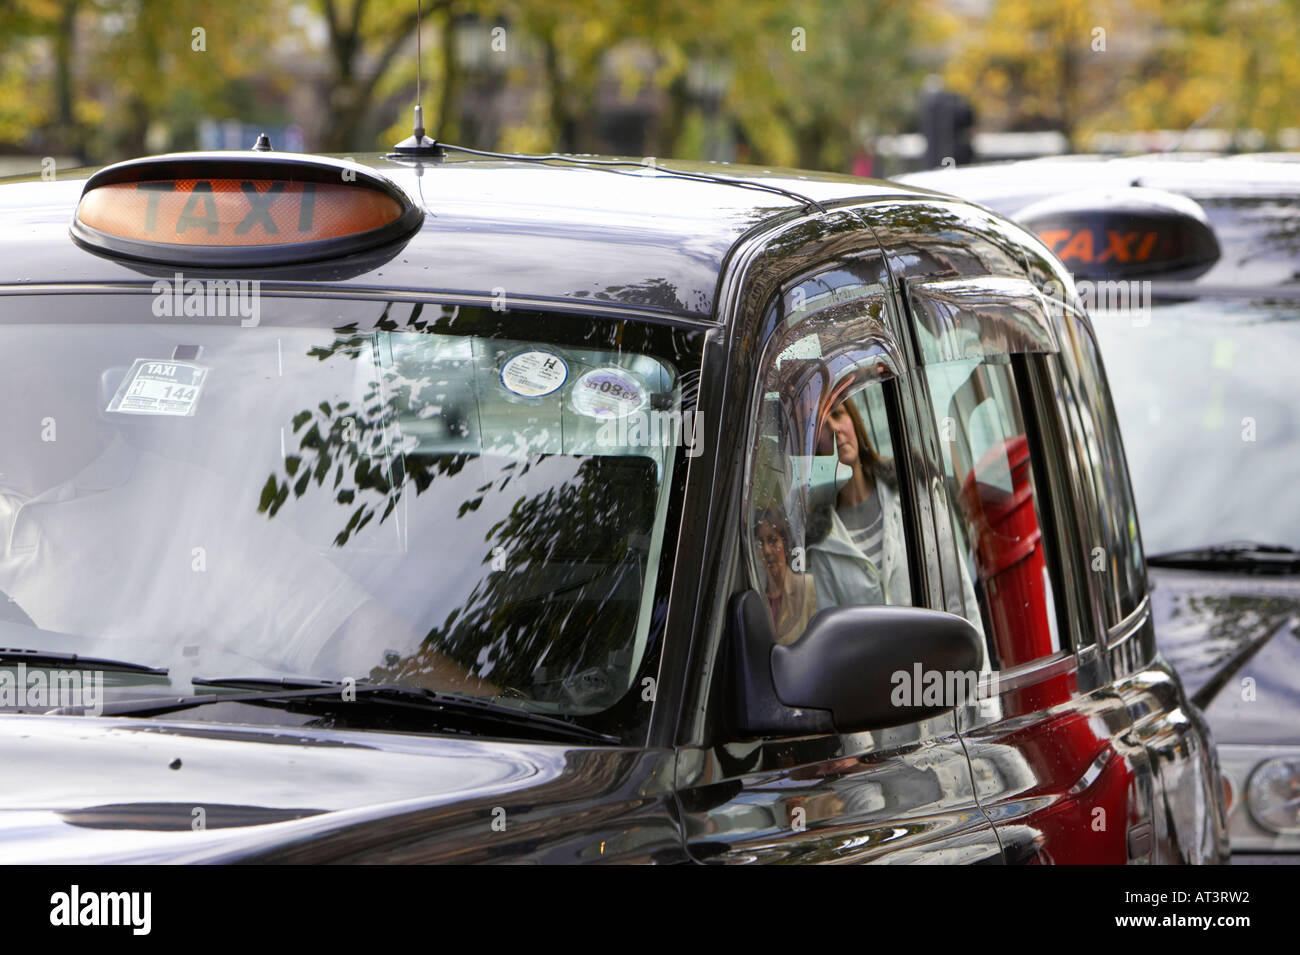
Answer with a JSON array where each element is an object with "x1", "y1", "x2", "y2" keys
[
  {"x1": 755, "y1": 520, "x2": 788, "y2": 592},
  {"x1": 817, "y1": 402, "x2": 859, "y2": 468}
]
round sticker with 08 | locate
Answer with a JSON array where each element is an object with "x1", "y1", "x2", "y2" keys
[{"x1": 571, "y1": 367, "x2": 647, "y2": 418}]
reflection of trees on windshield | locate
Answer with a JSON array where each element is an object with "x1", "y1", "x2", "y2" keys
[
  {"x1": 256, "y1": 304, "x2": 666, "y2": 698},
  {"x1": 385, "y1": 453, "x2": 654, "y2": 699},
  {"x1": 257, "y1": 306, "x2": 471, "y2": 547}
]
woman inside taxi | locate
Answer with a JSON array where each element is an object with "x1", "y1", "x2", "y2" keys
[
  {"x1": 754, "y1": 505, "x2": 817, "y2": 644},
  {"x1": 806, "y1": 398, "x2": 909, "y2": 609}
]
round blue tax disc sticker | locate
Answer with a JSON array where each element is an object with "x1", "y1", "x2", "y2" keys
[
  {"x1": 572, "y1": 367, "x2": 647, "y2": 418},
  {"x1": 500, "y1": 350, "x2": 568, "y2": 398}
]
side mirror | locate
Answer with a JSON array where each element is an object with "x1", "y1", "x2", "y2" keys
[{"x1": 727, "y1": 591, "x2": 984, "y2": 737}]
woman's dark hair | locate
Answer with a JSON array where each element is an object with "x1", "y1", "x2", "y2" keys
[
  {"x1": 804, "y1": 396, "x2": 898, "y2": 546},
  {"x1": 840, "y1": 398, "x2": 897, "y2": 489}
]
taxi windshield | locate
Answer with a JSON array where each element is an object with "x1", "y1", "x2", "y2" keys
[
  {"x1": 1094, "y1": 297, "x2": 1300, "y2": 554},
  {"x1": 0, "y1": 296, "x2": 698, "y2": 737}
]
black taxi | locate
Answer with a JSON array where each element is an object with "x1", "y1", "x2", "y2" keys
[
  {"x1": 900, "y1": 155, "x2": 1300, "y2": 860},
  {"x1": 0, "y1": 143, "x2": 1227, "y2": 863}
]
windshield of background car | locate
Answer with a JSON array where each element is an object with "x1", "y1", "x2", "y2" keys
[
  {"x1": 1094, "y1": 297, "x2": 1300, "y2": 553},
  {"x1": 0, "y1": 295, "x2": 701, "y2": 740}
]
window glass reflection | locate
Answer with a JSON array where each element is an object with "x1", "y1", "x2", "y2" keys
[
  {"x1": 747, "y1": 268, "x2": 911, "y2": 646},
  {"x1": 925, "y1": 356, "x2": 1061, "y2": 669},
  {"x1": 0, "y1": 310, "x2": 691, "y2": 721}
]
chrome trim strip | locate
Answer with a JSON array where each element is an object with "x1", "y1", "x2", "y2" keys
[
  {"x1": 978, "y1": 650, "x2": 1076, "y2": 695},
  {"x1": 1106, "y1": 593, "x2": 1151, "y2": 650}
]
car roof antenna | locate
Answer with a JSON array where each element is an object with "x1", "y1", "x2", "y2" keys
[{"x1": 389, "y1": 0, "x2": 445, "y2": 161}]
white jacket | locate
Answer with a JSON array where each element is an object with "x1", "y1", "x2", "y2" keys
[
  {"x1": 807, "y1": 479, "x2": 908, "y2": 611},
  {"x1": 806, "y1": 478, "x2": 992, "y2": 672}
]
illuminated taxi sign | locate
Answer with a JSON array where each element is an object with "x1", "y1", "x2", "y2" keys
[
  {"x1": 71, "y1": 152, "x2": 423, "y2": 266},
  {"x1": 1015, "y1": 187, "x2": 1220, "y2": 281}
]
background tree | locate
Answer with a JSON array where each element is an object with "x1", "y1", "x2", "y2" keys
[
  {"x1": 0, "y1": 0, "x2": 286, "y2": 162},
  {"x1": 8, "y1": 0, "x2": 1300, "y2": 173},
  {"x1": 715, "y1": 0, "x2": 934, "y2": 169},
  {"x1": 491, "y1": 0, "x2": 935, "y2": 167},
  {"x1": 1121, "y1": 0, "x2": 1300, "y2": 149},
  {"x1": 0, "y1": 0, "x2": 65, "y2": 152},
  {"x1": 944, "y1": 0, "x2": 1152, "y2": 150}
]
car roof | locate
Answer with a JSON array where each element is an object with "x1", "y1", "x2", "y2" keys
[
  {"x1": 899, "y1": 155, "x2": 1300, "y2": 290},
  {"x1": 899, "y1": 153, "x2": 1300, "y2": 213},
  {"x1": 0, "y1": 153, "x2": 931, "y2": 323}
]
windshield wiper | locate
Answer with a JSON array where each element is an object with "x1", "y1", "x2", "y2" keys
[
  {"x1": 91, "y1": 676, "x2": 618, "y2": 744},
  {"x1": 1146, "y1": 541, "x2": 1300, "y2": 574},
  {"x1": 0, "y1": 647, "x2": 168, "y2": 676}
]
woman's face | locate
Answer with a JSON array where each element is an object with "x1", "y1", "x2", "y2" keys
[
  {"x1": 820, "y1": 402, "x2": 859, "y2": 467},
  {"x1": 755, "y1": 521, "x2": 788, "y2": 583}
]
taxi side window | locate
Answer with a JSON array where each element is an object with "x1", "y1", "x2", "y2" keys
[
  {"x1": 908, "y1": 277, "x2": 1066, "y2": 669},
  {"x1": 923, "y1": 356, "x2": 1063, "y2": 669},
  {"x1": 746, "y1": 262, "x2": 915, "y2": 646},
  {"x1": 1058, "y1": 311, "x2": 1147, "y2": 625}
]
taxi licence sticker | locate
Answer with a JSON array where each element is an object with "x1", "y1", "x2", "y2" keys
[
  {"x1": 106, "y1": 359, "x2": 209, "y2": 417},
  {"x1": 571, "y1": 367, "x2": 647, "y2": 419},
  {"x1": 500, "y1": 350, "x2": 568, "y2": 398}
]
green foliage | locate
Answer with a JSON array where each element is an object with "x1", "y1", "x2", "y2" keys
[
  {"x1": 1124, "y1": 0, "x2": 1300, "y2": 145},
  {"x1": 0, "y1": 0, "x2": 288, "y2": 160},
  {"x1": 0, "y1": 0, "x2": 936, "y2": 171},
  {"x1": 946, "y1": 0, "x2": 1300, "y2": 150},
  {"x1": 6, "y1": 0, "x2": 1299, "y2": 169},
  {"x1": 490, "y1": 0, "x2": 934, "y2": 167}
]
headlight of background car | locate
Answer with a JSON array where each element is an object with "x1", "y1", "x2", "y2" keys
[{"x1": 1247, "y1": 757, "x2": 1300, "y2": 835}]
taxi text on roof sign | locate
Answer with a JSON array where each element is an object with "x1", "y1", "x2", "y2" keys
[
  {"x1": 78, "y1": 179, "x2": 401, "y2": 246},
  {"x1": 70, "y1": 152, "x2": 423, "y2": 267},
  {"x1": 1035, "y1": 228, "x2": 1160, "y2": 266},
  {"x1": 1014, "y1": 187, "x2": 1220, "y2": 281}
]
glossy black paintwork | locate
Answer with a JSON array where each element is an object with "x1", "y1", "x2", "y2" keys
[
  {"x1": 667, "y1": 196, "x2": 1225, "y2": 864},
  {"x1": 0, "y1": 152, "x2": 1229, "y2": 862},
  {"x1": 0, "y1": 714, "x2": 684, "y2": 863},
  {"x1": 0, "y1": 154, "x2": 926, "y2": 321},
  {"x1": 862, "y1": 197, "x2": 1225, "y2": 863}
]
